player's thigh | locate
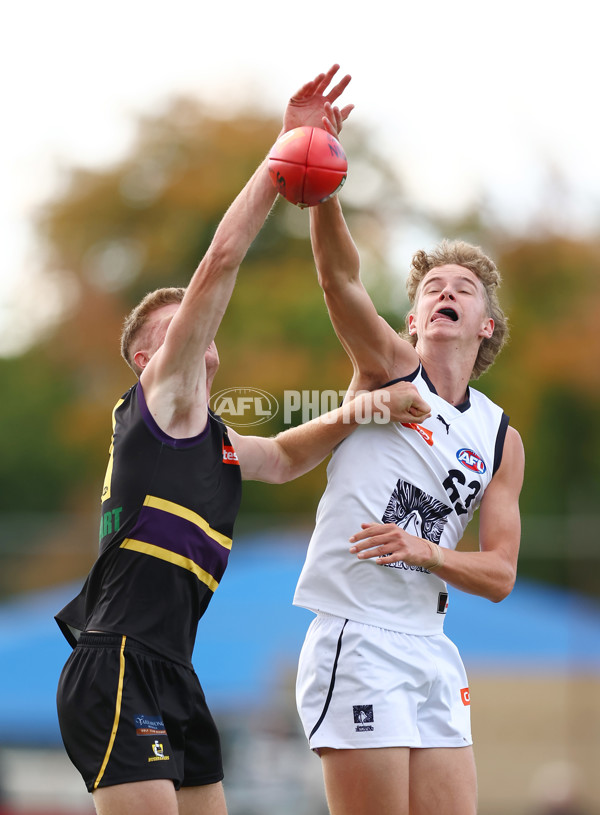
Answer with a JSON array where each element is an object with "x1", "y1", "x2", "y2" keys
[
  {"x1": 177, "y1": 781, "x2": 228, "y2": 815},
  {"x1": 409, "y1": 746, "x2": 477, "y2": 815},
  {"x1": 320, "y1": 747, "x2": 410, "y2": 815},
  {"x1": 92, "y1": 778, "x2": 178, "y2": 815}
]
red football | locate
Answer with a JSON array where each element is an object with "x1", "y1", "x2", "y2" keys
[{"x1": 268, "y1": 126, "x2": 348, "y2": 208}]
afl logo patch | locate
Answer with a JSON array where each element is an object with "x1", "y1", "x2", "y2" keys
[{"x1": 456, "y1": 448, "x2": 486, "y2": 474}]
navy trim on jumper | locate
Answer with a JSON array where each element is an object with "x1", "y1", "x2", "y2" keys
[
  {"x1": 383, "y1": 364, "x2": 471, "y2": 412},
  {"x1": 136, "y1": 382, "x2": 211, "y2": 448},
  {"x1": 493, "y1": 413, "x2": 510, "y2": 476}
]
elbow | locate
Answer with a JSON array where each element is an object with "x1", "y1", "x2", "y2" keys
[
  {"x1": 488, "y1": 570, "x2": 517, "y2": 604},
  {"x1": 318, "y1": 267, "x2": 358, "y2": 294},
  {"x1": 269, "y1": 469, "x2": 291, "y2": 485},
  {"x1": 198, "y1": 237, "x2": 245, "y2": 283},
  {"x1": 318, "y1": 269, "x2": 342, "y2": 295},
  {"x1": 269, "y1": 451, "x2": 298, "y2": 485},
  {"x1": 489, "y1": 587, "x2": 511, "y2": 604},
  {"x1": 205, "y1": 244, "x2": 239, "y2": 276}
]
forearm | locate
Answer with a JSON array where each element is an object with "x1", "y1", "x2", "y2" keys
[
  {"x1": 350, "y1": 516, "x2": 519, "y2": 603},
  {"x1": 168, "y1": 156, "x2": 278, "y2": 361},
  {"x1": 427, "y1": 546, "x2": 517, "y2": 603},
  {"x1": 235, "y1": 381, "x2": 430, "y2": 483},
  {"x1": 310, "y1": 197, "x2": 361, "y2": 291},
  {"x1": 268, "y1": 391, "x2": 387, "y2": 483},
  {"x1": 274, "y1": 391, "x2": 386, "y2": 481},
  {"x1": 188, "y1": 158, "x2": 277, "y2": 298},
  {"x1": 309, "y1": 197, "x2": 402, "y2": 385}
]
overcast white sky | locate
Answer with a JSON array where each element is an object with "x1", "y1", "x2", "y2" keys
[{"x1": 1, "y1": 0, "x2": 598, "y2": 353}]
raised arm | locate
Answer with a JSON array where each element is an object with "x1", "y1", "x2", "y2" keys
[
  {"x1": 139, "y1": 65, "x2": 354, "y2": 437},
  {"x1": 309, "y1": 197, "x2": 418, "y2": 392},
  {"x1": 230, "y1": 380, "x2": 431, "y2": 483}
]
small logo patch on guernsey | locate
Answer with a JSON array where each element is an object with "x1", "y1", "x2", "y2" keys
[
  {"x1": 401, "y1": 423, "x2": 434, "y2": 446},
  {"x1": 461, "y1": 687, "x2": 471, "y2": 706},
  {"x1": 222, "y1": 442, "x2": 240, "y2": 465},
  {"x1": 353, "y1": 704, "x2": 374, "y2": 732},
  {"x1": 456, "y1": 448, "x2": 486, "y2": 474}
]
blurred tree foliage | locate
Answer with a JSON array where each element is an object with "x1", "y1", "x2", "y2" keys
[{"x1": 1, "y1": 97, "x2": 599, "y2": 596}]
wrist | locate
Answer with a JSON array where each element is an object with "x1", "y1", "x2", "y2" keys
[
  {"x1": 354, "y1": 390, "x2": 386, "y2": 425},
  {"x1": 422, "y1": 540, "x2": 445, "y2": 571}
]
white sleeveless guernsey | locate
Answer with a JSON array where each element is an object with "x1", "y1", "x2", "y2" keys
[{"x1": 293, "y1": 365, "x2": 509, "y2": 635}]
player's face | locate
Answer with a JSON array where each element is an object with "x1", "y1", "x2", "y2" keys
[{"x1": 408, "y1": 265, "x2": 494, "y2": 345}]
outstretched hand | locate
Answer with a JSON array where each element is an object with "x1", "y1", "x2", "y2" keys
[{"x1": 282, "y1": 64, "x2": 354, "y2": 137}]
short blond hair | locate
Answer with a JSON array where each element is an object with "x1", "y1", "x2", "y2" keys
[
  {"x1": 403, "y1": 240, "x2": 508, "y2": 379},
  {"x1": 120, "y1": 287, "x2": 185, "y2": 375}
]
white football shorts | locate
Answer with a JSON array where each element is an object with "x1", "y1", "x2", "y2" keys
[{"x1": 296, "y1": 612, "x2": 473, "y2": 752}]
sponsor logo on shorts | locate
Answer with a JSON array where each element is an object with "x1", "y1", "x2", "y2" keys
[
  {"x1": 353, "y1": 704, "x2": 374, "y2": 732},
  {"x1": 135, "y1": 715, "x2": 167, "y2": 736},
  {"x1": 148, "y1": 740, "x2": 170, "y2": 762},
  {"x1": 461, "y1": 687, "x2": 471, "y2": 706}
]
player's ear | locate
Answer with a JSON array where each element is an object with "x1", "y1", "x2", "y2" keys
[
  {"x1": 407, "y1": 312, "x2": 418, "y2": 336},
  {"x1": 134, "y1": 349, "x2": 150, "y2": 370},
  {"x1": 479, "y1": 317, "x2": 494, "y2": 340}
]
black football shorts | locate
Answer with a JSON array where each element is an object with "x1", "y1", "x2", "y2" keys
[{"x1": 56, "y1": 632, "x2": 223, "y2": 792}]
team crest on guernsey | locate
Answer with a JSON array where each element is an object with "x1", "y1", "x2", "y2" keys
[{"x1": 382, "y1": 479, "x2": 452, "y2": 553}]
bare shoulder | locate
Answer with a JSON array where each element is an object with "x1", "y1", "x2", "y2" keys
[
  {"x1": 504, "y1": 425, "x2": 525, "y2": 461},
  {"x1": 496, "y1": 424, "x2": 525, "y2": 486}
]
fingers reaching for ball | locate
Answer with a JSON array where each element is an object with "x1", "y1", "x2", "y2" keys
[{"x1": 283, "y1": 64, "x2": 353, "y2": 135}]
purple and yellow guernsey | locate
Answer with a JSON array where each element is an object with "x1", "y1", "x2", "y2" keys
[{"x1": 55, "y1": 383, "x2": 242, "y2": 665}]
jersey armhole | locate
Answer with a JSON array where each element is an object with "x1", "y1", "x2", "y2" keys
[
  {"x1": 136, "y1": 382, "x2": 211, "y2": 448},
  {"x1": 492, "y1": 413, "x2": 510, "y2": 475},
  {"x1": 381, "y1": 364, "x2": 421, "y2": 388}
]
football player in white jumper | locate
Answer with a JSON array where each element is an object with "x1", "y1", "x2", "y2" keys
[{"x1": 293, "y1": 113, "x2": 525, "y2": 815}]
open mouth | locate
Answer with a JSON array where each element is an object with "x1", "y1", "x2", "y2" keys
[{"x1": 434, "y1": 307, "x2": 458, "y2": 322}]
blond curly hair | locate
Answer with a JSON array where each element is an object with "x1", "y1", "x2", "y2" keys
[{"x1": 403, "y1": 240, "x2": 508, "y2": 379}]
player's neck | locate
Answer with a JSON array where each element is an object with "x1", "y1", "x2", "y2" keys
[{"x1": 417, "y1": 346, "x2": 474, "y2": 407}]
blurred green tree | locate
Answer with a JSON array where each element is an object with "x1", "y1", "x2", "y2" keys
[{"x1": 0, "y1": 99, "x2": 407, "y2": 592}]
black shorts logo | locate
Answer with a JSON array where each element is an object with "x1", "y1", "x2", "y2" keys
[{"x1": 353, "y1": 704, "x2": 374, "y2": 732}]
